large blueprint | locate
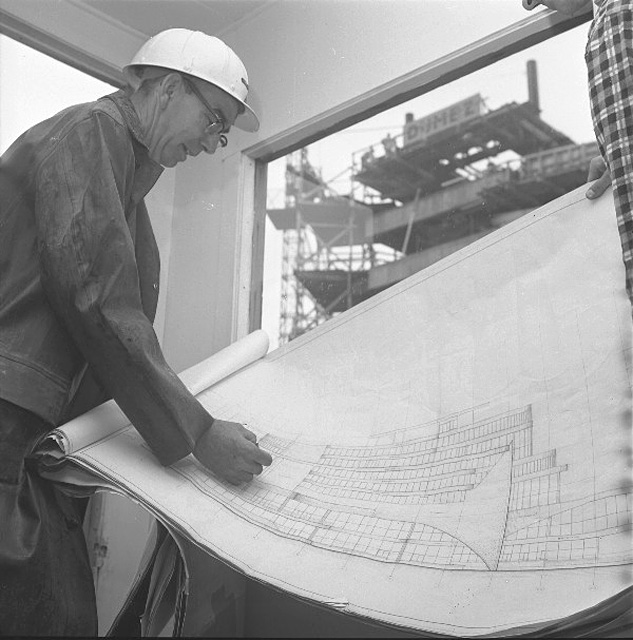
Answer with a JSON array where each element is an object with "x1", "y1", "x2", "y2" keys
[{"x1": 44, "y1": 186, "x2": 632, "y2": 636}]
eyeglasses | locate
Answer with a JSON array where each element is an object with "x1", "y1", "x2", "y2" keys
[{"x1": 183, "y1": 77, "x2": 229, "y2": 148}]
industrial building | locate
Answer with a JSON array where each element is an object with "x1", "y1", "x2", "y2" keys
[{"x1": 268, "y1": 60, "x2": 597, "y2": 343}]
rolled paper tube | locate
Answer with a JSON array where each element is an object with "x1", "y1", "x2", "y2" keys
[{"x1": 45, "y1": 330, "x2": 269, "y2": 455}]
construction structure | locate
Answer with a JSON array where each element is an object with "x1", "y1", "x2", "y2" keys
[{"x1": 267, "y1": 60, "x2": 598, "y2": 344}]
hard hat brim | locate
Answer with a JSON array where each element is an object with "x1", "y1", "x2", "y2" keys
[{"x1": 235, "y1": 101, "x2": 259, "y2": 133}]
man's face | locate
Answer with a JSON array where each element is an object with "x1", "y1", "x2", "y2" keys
[{"x1": 150, "y1": 76, "x2": 240, "y2": 168}]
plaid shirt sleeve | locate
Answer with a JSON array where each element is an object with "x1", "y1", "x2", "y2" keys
[{"x1": 586, "y1": 0, "x2": 633, "y2": 310}]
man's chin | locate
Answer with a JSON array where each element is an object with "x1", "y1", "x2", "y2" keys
[{"x1": 161, "y1": 156, "x2": 180, "y2": 169}]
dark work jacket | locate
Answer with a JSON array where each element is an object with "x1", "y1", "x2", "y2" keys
[{"x1": 0, "y1": 90, "x2": 209, "y2": 465}]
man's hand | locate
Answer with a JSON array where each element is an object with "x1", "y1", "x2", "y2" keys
[
  {"x1": 193, "y1": 419, "x2": 273, "y2": 485},
  {"x1": 586, "y1": 155, "x2": 611, "y2": 200},
  {"x1": 522, "y1": 0, "x2": 593, "y2": 16}
]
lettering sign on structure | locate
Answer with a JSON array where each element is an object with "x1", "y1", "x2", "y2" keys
[{"x1": 403, "y1": 94, "x2": 483, "y2": 147}]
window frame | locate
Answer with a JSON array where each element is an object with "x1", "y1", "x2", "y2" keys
[{"x1": 243, "y1": 8, "x2": 593, "y2": 335}]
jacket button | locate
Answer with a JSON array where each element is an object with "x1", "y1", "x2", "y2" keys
[{"x1": 153, "y1": 283, "x2": 158, "y2": 290}]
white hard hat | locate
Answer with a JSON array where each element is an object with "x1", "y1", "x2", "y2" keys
[{"x1": 125, "y1": 28, "x2": 259, "y2": 132}]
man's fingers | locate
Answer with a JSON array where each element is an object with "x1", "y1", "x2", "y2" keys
[
  {"x1": 586, "y1": 156, "x2": 607, "y2": 181},
  {"x1": 586, "y1": 171, "x2": 611, "y2": 199},
  {"x1": 240, "y1": 432, "x2": 273, "y2": 467},
  {"x1": 243, "y1": 461, "x2": 264, "y2": 476},
  {"x1": 584, "y1": 156, "x2": 610, "y2": 200},
  {"x1": 522, "y1": 0, "x2": 541, "y2": 10},
  {"x1": 227, "y1": 458, "x2": 265, "y2": 484},
  {"x1": 226, "y1": 471, "x2": 253, "y2": 485},
  {"x1": 251, "y1": 445, "x2": 273, "y2": 467},
  {"x1": 196, "y1": 419, "x2": 273, "y2": 484}
]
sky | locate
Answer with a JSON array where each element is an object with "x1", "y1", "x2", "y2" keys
[{"x1": 0, "y1": 7, "x2": 595, "y2": 348}]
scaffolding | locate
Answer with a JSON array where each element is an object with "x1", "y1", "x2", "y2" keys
[
  {"x1": 268, "y1": 62, "x2": 598, "y2": 345},
  {"x1": 276, "y1": 149, "x2": 374, "y2": 344}
]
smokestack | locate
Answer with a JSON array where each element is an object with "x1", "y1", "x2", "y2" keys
[{"x1": 527, "y1": 59, "x2": 540, "y2": 113}]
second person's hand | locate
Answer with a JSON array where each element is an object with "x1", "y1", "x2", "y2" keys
[{"x1": 586, "y1": 155, "x2": 611, "y2": 200}]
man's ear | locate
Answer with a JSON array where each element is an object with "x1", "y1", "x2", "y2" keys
[{"x1": 159, "y1": 73, "x2": 185, "y2": 106}]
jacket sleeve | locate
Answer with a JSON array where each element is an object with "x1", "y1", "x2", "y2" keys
[{"x1": 34, "y1": 110, "x2": 211, "y2": 465}]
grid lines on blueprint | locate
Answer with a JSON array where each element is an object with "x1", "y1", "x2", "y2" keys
[{"x1": 175, "y1": 403, "x2": 632, "y2": 572}]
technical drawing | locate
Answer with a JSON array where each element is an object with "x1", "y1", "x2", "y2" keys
[
  {"x1": 175, "y1": 403, "x2": 632, "y2": 573},
  {"x1": 56, "y1": 186, "x2": 631, "y2": 635}
]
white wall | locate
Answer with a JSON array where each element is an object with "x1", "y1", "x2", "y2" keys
[{"x1": 160, "y1": 154, "x2": 234, "y2": 369}]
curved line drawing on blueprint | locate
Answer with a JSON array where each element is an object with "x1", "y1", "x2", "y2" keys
[{"x1": 174, "y1": 403, "x2": 632, "y2": 573}]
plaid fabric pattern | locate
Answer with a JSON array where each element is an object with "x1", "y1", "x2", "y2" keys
[{"x1": 586, "y1": 1, "x2": 633, "y2": 308}]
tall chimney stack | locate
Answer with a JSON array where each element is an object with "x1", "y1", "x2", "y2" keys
[{"x1": 527, "y1": 59, "x2": 540, "y2": 113}]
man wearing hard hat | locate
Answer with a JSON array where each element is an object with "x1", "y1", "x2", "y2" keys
[{"x1": 0, "y1": 29, "x2": 271, "y2": 636}]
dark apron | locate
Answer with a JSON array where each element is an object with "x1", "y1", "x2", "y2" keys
[{"x1": 0, "y1": 398, "x2": 97, "y2": 636}]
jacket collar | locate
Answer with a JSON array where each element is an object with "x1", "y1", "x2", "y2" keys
[
  {"x1": 103, "y1": 90, "x2": 164, "y2": 197},
  {"x1": 104, "y1": 91, "x2": 162, "y2": 159}
]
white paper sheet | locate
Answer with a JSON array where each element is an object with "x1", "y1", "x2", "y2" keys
[{"x1": 42, "y1": 186, "x2": 632, "y2": 636}]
